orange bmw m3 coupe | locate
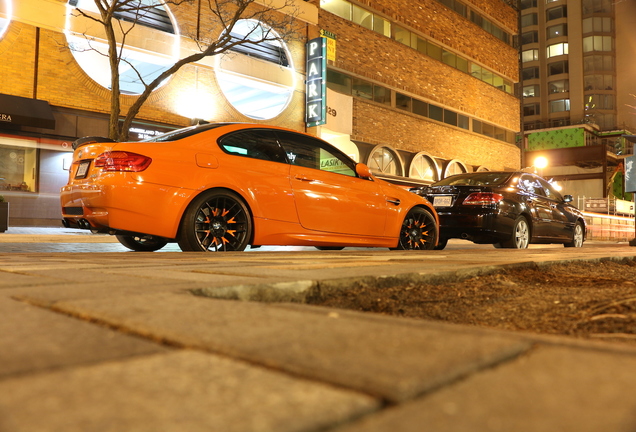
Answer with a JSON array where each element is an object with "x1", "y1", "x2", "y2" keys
[{"x1": 61, "y1": 123, "x2": 439, "y2": 252}]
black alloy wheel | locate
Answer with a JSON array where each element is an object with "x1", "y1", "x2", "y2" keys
[
  {"x1": 177, "y1": 190, "x2": 252, "y2": 252},
  {"x1": 116, "y1": 234, "x2": 168, "y2": 252},
  {"x1": 394, "y1": 207, "x2": 437, "y2": 250}
]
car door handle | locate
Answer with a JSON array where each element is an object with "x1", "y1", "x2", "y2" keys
[
  {"x1": 386, "y1": 198, "x2": 401, "y2": 205},
  {"x1": 294, "y1": 175, "x2": 313, "y2": 182}
]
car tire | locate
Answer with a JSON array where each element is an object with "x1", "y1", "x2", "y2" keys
[
  {"x1": 116, "y1": 234, "x2": 168, "y2": 252},
  {"x1": 498, "y1": 216, "x2": 530, "y2": 249},
  {"x1": 434, "y1": 238, "x2": 448, "y2": 250},
  {"x1": 564, "y1": 221, "x2": 584, "y2": 248},
  {"x1": 177, "y1": 190, "x2": 252, "y2": 252},
  {"x1": 315, "y1": 246, "x2": 345, "y2": 251},
  {"x1": 393, "y1": 207, "x2": 437, "y2": 250}
]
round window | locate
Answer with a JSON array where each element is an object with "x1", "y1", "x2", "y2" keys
[
  {"x1": 64, "y1": 0, "x2": 179, "y2": 95},
  {"x1": 215, "y1": 20, "x2": 294, "y2": 120},
  {"x1": 368, "y1": 146, "x2": 402, "y2": 176},
  {"x1": 0, "y1": 0, "x2": 11, "y2": 40},
  {"x1": 409, "y1": 152, "x2": 439, "y2": 182}
]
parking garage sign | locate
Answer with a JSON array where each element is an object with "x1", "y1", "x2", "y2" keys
[{"x1": 306, "y1": 37, "x2": 326, "y2": 127}]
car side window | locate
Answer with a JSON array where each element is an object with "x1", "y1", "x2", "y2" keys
[
  {"x1": 218, "y1": 130, "x2": 286, "y2": 163},
  {"x1": 276, "y1": 132, "x2": 357, "y2": 177},
  {"x1": 538, "y1": 178, "x2": 563, "y2": 201},
  {"x1": 519, "y1": 175, "x2": 546, "y2": 196}
]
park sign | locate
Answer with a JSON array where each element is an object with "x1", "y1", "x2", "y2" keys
[{"x1": 305, "y1": 37, "x2": 326, "y2": 127}]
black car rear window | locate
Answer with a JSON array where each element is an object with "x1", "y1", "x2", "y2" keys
[
  {"x1": 142, "y1": 123, "x2": 231, "y2": 142},
  {"x1": 433, "y1": 172, "x2": 514, "y2": 186}
]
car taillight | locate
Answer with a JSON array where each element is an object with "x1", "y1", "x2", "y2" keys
[
  {"x1": 463, "y1": 192, "x2": 504, "y2": 205},
  {"x1": 94, "y1": 151, "x2": 152, "y2": 172}
]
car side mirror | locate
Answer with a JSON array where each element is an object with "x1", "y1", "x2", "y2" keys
[
  {"x1": 356, "y1": 163, "x2": 373, "y2": 179},
  {"x1": 563, "y1": 194, "x2": 573, "y2": 203}
]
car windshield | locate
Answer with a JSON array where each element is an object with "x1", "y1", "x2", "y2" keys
[
  {"x1": 433, "y1": 172, "x2": 514, "y2": 187},
  {"x1": 142, "y1": 123, "x2": 231, "y2": 142}
]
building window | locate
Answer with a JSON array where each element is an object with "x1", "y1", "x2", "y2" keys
[
  {"x1": 0, "y1": 144, "x2": 37, "y2": 193},
  {"x1": 409, "y1": 153, "x2": 439, "y2": 182},
  {"x1": 521, "y1": 13, "x2": 538, "y2": 27},
  {"x1": 437, "y1": 0, "x2": 467, "y2": 17},
  {"x1": 521, "y1": 31, "x2": 539, "y2": 45},
  {"x1": 352, "y1": 4, "x2": 373, "y2": 30},
  {"x1": 320, "y1": 0, "x2": 351, "y2": 20},
  {"x1": 547, "y1": 24, "x2": 567, "y2": 39},
  {"x1": 523, "y1": 85, "x2": 540, "y2": 98},
  {"x1": 373, "y1": 85, "x2": 391, "y2": 106},
  {"x1": 583, "y1": 55, "x2": 614, "y2": 72},
  {"x1": 368, "y1": 146, "x2": 402, "y2": 176},
  {"x1": 583, "y1": 35, "x2": 613, "y2": 52},
  {"x1": 395, "y1": 92, "x2": 412, "y2": 111},
  {"x1": 470, "y1": 11, "x2": 510, "y2": 44},
  {"x1": 523, "y1": 103, "x2": 540, "y2": 116},
  {"x1": 0, "y1": 0, "x2": 10, "y2": 40},
  {"x1": 582, "y1": 0, "x2": 613, "y2": 14},
  {"x1": 522, "y1": 49, "x2": 539, "y2": 62},
  {"x1": 66, "y1": 0, "x2": 179, "y2": 95},
  {"x1": 444, "y1": 160, "x2": 468, "y2": 177},
  {"x1": 520, "y1": 0, "x2": 537, "y2": 9},
  {"x1": 550, "y1": 99, "x2": 570, "y2": 113},
  {"x1": 429, "y1": 104, "x2": 444, "y2": 122},
  {"x1": 587, "y1": 94, "x2": 615, "y2": 110},
  {"x1": 548, "y1": 60, "x2": 568, "y2": 75},
  {"x1": 584, "y1": 74, "x2": 614, "y2": 90},
  {"x1": 546, "y1": 6, "x2": 567, "y2": 20},
  {"x1": 522, "y1": 66, "x2": 540, "y2": 80},
  {"x1": 547, "y1": 42, "x2": 568, "y2": 58},
  {"x1": 548, "y1": 79, "x2": 569, "y2": 94},
  {"x1": 583, "y1": 17, "x2": 612, "y2": 33},
  {"x1": 352, "y1": 77, "x2": 372, "y2": 99},
  {"x1": 216, "y1": 20, "x2": 294, "y2": 120},
  {"x1": 412, "y1": 99, "x2": 428, "y2": 117},
  {"x1": 327, "y1": 69, "x2": 352, "y2": 94}
]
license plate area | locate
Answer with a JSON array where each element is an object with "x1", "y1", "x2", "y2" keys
[
  {"x1": 75, "y1": 161, "x2": 91, "y2": 179},
  {"x1": 433, "y1": 195, "x2": 453, "y2": 207}
]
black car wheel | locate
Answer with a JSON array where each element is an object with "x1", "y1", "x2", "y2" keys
[
  {"x1": 116, "y1": 234, "x2": 168, "y2": 252},
  {"x1": 564, "y1": 221, "x2": 584, "y2": 248},
  {"x1": 393, "y1": 207, "x2": 437, "y2": 250},
  {"x1": 434, "y1": 238, "x2": 448, "y2": 250},
  {"x1": 178, "y1": 190, "x2": 252, "y2": 252},
  {"x1": 497, "y1": 216, "x2": 529, "y2": 249}
]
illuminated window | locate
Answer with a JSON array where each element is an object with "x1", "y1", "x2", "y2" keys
[
  {"x1": 0, "y1": 143, "x2": 37, "y2": 193},
  {"x1": 547, "y1": 24, "x2": 567, "y2": 39},
  {"x1": 65, "y1": 0, "x2": 179, "y2": 95},
  {"x1": 522, "y1": 49, "x2": 539, "y2": 62},
  {"x1": 320, "y1": 0, "x2": 351, "y2": 19},
  {"x1": 548, "y1": 79, "x2": 569, "y2": 94},
  {"x1": 216, "y1": 20, "x2": 294, "y2": 120},
  {"x1": 583, "y1": 36, "x2": 613, "y2": 52},
  {"x1": 0, "y1": 0, "x2": 11, "y2": 40},
  {"x1": 523, "y1": 85, "x2": 540, "y2": 98},
  {"x1": 547, "y1": 43, "x2": 568, "y2": 58}
]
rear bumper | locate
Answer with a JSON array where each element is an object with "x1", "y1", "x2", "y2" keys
[
  {"x1": 60, "y1": 178, "x2": 195, "y2": 239},
  {"x1": 436, "y1": 210, "x2": 513, "y2": 243}
]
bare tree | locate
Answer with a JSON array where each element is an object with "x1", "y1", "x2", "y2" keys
[{"x1": 69, "y1": 0, "x2": 302, "y2": 141}]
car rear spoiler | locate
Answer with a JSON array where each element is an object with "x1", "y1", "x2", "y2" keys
[{"x1": 72, "y1": 136, "x2": 116, "y2": 150}]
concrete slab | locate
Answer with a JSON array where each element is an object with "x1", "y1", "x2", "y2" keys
[
  {"x1": 0, "y1": 350, "x2": 380, "y2": 432},
  {"x1": 39, "y1": 292, "x2": 531, "y2": 403},
  {"x1": 329, "y1": 345, "x2": 636, "y2": 432},
  {"x1": 0, "y1": 298, "x2": 168, "y2": 378}
]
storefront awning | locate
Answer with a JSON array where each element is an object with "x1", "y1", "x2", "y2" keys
[{"x1": 0, "y1": 94, "x2": 56, "y2": 130}]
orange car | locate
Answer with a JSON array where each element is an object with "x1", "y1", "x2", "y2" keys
[{"x1": 61, "y1": 123, "x2": 439, "y2": 252}]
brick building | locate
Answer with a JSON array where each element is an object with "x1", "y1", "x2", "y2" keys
[{"x1": 0, "y1": 0, "x2": 520, "y2": 226}]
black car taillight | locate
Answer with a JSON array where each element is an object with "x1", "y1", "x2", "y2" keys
[
  {"x1": 463, "y1": 192, "x2": 504, "y2": 205},
  {"x1": 94, "y1": 151, "x2": 152, "y2": 172}
]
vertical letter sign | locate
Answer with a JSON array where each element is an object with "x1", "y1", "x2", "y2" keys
[{"x1": 306, "y1": 37, "x2": 327, "y2": 127}]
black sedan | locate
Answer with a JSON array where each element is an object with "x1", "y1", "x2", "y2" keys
[{"x1": 410, "y1": 171, "x2": 586, "y2": 249}]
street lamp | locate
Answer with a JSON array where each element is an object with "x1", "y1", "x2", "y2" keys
[{"x1": 533, "y1": 156, "x2": 548, "y2": 176}]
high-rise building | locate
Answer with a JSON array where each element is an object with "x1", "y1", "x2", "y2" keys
[{"x1": 520, "y1": 0, "x2": 636, "y2": 203}]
